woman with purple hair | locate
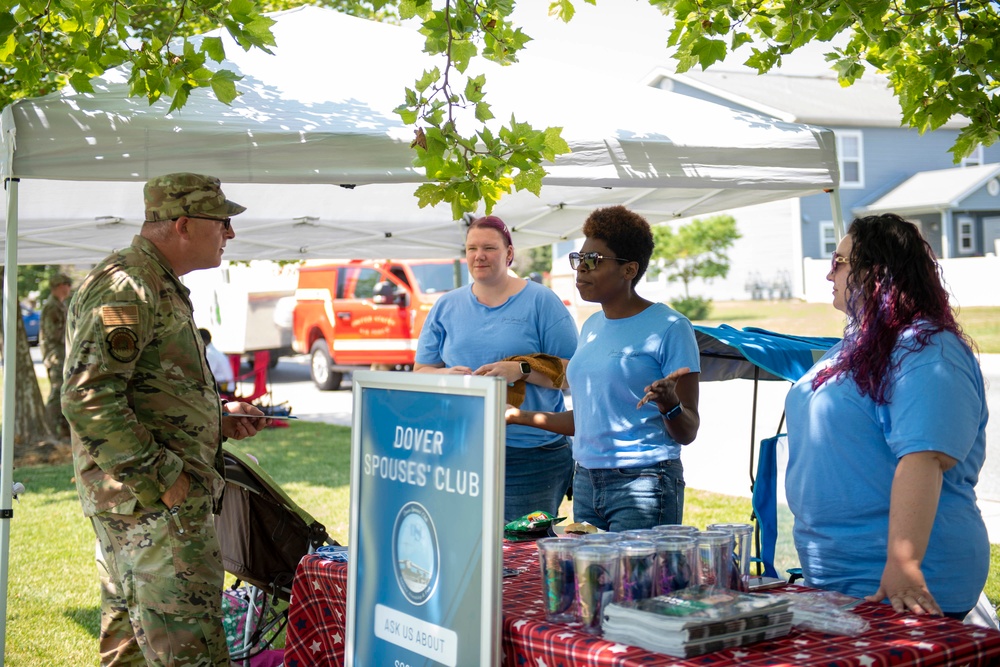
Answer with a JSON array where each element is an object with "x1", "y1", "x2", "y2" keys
[{"x1": 785, "y1": 213, "x2": 988, "y2": 621}]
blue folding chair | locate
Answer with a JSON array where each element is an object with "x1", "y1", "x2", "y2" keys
[{"x1": 749, "y1": 433, "x2": 806, "y2": 582}]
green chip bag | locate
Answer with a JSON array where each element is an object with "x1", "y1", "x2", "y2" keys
[{"x1": 504, "y1": 511, "x2": 566, "y2": 534}]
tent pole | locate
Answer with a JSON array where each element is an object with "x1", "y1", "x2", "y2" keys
[
  {"x1": 0, "y1": 176, "x2": 21, "y2": 662},
  {"x1": 829, "y1": 188, "x2": 845, "y2": 239}
]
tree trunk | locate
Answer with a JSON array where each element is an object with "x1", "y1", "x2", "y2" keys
[{"x1": 0, "y1": 296, "x2": 56, "y2": 453}]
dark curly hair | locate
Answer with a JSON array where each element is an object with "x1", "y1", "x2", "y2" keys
[
  {"x1": 581, "y1": 205, "x2": 654, "y2": 287},
  {"x1": 812, "y1": 213, "x2": 972, "y2": 404}
]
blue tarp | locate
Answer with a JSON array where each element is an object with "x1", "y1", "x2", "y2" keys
[{"x1": 694, "y1": 324, "x2": 840, "y2": 383}]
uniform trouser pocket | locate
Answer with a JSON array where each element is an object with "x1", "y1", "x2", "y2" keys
[{"x1": 93, "y1": 489, "x2": 228, "y2": 666}]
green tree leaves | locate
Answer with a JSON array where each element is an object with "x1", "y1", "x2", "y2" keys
[
  {"x1": 392, "y1": 2, "x2": 568, "y2": 218},
  {"x1": 658, "y1": 0, "x2": 999, "y2": 162},
  {"x1": 650, "y1": 215, "x2": 741, "y2": 299}
]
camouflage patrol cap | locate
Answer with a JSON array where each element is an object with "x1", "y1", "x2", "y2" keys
[
  {"x1": 50, "y1": 273, "x2": 72, "y2": 287},
  {"x1": 143, "y1": 173, "x2": 247, "y2": 222}
]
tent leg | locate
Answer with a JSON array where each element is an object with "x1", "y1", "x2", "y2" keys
[
  {"x1": 1, "y1": 177, "x2": 22, "y2": 665},
  {"x1": 749, "y1": 368, "x2": 759, "y2": 491},
  {"x1": 829, "y1": 188, "x2": 845, "y2": 239},
  {"x1": 749, "y1": 368, "x2": 761, "y2": 575}
]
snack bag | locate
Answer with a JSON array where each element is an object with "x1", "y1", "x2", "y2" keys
[{"x1": 504, "y1": 511, "x2": 566, "y2": 541}]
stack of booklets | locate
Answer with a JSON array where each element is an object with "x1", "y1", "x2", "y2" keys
[{"x1": 602, "y1": 585, "x2": 793, "y2": 658}]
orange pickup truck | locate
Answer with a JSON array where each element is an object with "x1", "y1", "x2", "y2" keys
[{"x1": 292, "y1": 259, "x2": 469, "y2": 390}]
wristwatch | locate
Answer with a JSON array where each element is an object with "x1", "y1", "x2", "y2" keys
[
  {"x1": 518, "y1": 361, "x2": 531, "y2": 381},
  {"x1": 660, "y1": 403, "x2": 683, "y2": 420}
]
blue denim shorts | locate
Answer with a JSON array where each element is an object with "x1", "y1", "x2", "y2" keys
[
  {"x1": 503, "y1": 438, "x2": 574, "y2": 521},
  {"x1": 572, "y1": 458, "x2": 685, "y2": 532}
]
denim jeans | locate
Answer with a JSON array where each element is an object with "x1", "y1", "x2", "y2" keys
[
  {"x1": 572, "y1": 458, "x2": 685, "y2": 532},
  {"x1": 504, "y1": 438, "x2": 574, "y2": 521}
]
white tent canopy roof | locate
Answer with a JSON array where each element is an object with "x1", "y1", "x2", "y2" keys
[{"x1": 1, "y1": 6, "x2": 839, "y2": 265}]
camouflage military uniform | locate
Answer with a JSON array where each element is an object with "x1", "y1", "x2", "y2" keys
[
  {"x1": 39, "y1": 290, "x2": 69, "y2": 436},
  {"x1": 63, "y1": 235, "x2": 229, "y2": 667}
]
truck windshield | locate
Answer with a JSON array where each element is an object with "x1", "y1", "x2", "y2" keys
[{"x1": 410, "y1": 262, "x2": 471, "y2": 294}]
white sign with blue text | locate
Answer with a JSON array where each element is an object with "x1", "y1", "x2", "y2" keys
[{"x1": 346, "y1": 372, "x2": 504, "y2": 667}]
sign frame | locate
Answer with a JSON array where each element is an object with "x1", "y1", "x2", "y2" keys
[{"x1": 345, "y1": 371, "x2": 505, "y2": 667}]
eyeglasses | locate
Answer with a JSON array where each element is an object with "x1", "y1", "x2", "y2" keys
[
  {"x1": 830, "y1": 253, "x2": 849, "y2": 272},
  {"x1": 569, "y1": 251, "x2": 634, "y2": 271},
  {"x1": 197, "y1": 216, "x2": 232, "y2": 232}
]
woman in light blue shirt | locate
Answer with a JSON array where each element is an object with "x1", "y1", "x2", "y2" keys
[
  {"x1": 785, "y1": 213, "x2": 988, "y2": 619},
  {"x1": 507, "y1": 206, "x2": 701, "y2": 531},
  {"x1": 415, "y1": 216, "x2": 579, "y2": 521}
]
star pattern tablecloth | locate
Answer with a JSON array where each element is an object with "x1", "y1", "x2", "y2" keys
[{"x1": 284, "y1": 540, "x2": 1000, "y2": 667}]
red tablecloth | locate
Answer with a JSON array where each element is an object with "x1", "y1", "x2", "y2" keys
[{"x1": 285, "y1": 540, "x2": 1000, "y2": 667}]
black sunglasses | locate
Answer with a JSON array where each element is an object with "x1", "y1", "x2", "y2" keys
[
  {"x1": 569, "y1": 251, "x2": 633, "y2": 271},
  {"x1": 196, "y1": 215, "x2": 232, "y2": 232}
]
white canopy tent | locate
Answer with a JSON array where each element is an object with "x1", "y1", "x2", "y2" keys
[
  {"x1": 0, "y1": 6, "x2": 840, "y2": 657},
  {"x1": 1, "y1": 6, "x2": 840, "y2": 263}
]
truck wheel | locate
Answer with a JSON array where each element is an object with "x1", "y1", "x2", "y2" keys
[{"x1": 310, "y1": 340, "x2": 343, "y2": 390}]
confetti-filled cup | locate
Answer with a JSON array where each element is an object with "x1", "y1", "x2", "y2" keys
[
  {"x1": 536, "y1": 538, "x2": 579, "y2": 623},
  {"x1": 619, "y1": 528, "x2": 658, "y2": 541},
  {"x1": 574, "y1": 545, "x2": 619, "y2": 635},
  {"x1": 707, "y1": 522, "x2": 754, "y2": 592},
  {"x1": 653, "y1": 535, "x2": 698, "y2": 594},
  {"x1": 614, "y1": 540, "x2": 656, "y2": 603},
  {"x1": 696, "y1": 530, "x2": 734, "y2": 587},
  {"x1": 577, "y1": 532, "x2": 622, "y2": 545},
  {"x1": 651, "y1": 524, "x2": 700, "y2": 537}
]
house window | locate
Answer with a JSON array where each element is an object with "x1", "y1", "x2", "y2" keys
[
  {"x1": 957, "y1": 217, "x2": 975, "y2": 255},
  {"x1": 820, "y1": 221, "x2": 838, "y2": 255},
  {"x1": 836, "y1": 131, "x2": 864, "y2": 188},
  {"x1": 961, "y1": 146, "x2": 984, "y2": 168}
]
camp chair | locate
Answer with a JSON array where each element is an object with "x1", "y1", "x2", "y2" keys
[{"x1": 216, "y1": 443, "x2": 337, "y2": 663}]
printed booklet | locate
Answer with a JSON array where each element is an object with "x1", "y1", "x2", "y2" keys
[
  {"x1": 605, "y1": 585, "x2": 791, "y2": 630},
  {"x1": 602, "y1": 586, "x2": 794, "y2": 657},
  {"x1": 603, "y1": 619, "x2": 793, "y2": 658}
]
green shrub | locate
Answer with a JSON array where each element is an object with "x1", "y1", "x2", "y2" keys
[{"x1": 670, "y1": 296, "x2": 712, "y2": 320}]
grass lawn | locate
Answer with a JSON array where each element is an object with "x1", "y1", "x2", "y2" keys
[{"x1": 695, "y1": 300, "x2": 1000, "y2": 353}]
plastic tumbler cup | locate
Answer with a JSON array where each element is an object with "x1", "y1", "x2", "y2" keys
[
  {"x1": 696, "y1": 530, "x2": 735, "y2": 587},
  {"x1": 653, "y1": 535, "x2": 698, "y2": 594},
  {"x1": 614, "y1": 540, "x2": 656, "y2": 603},
  {"x1": 619, "y1": 529, "x2": 658, "y2": 541},
  {"x1": 651, "y1": 524, "x2": 700, "y2": 537},
  {"x1": 536, "y1": 538, "x2": 579, "y2": 623},
  {"x1": 577, "y1": 532, "x2": 622, "y2": 545},
  {"x1": 707, "y1": 522, "x2": 754, "y2": 592},
  {"x1": 574, "y1": 544, "x2": 619, "y2": 635}
]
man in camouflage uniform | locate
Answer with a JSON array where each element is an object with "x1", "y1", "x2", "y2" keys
[
  {"x1": 62, "y1": 173, "x2": 269, "y2": 667},
  {"x1": 39, "y1": 272, "x2": 72, "y2": 437}
]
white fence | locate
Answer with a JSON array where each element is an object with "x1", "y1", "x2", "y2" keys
[{"x1": 803, "y1": 255, "x2": 1000, "y2": 308}]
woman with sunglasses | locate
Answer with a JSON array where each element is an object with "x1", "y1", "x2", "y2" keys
[
  {"x1": 785, "y1": 213, "x2": 988, "y2": 620},
  {"x1": 507, "y1": 205, "x2": 701, "y2": 531},
  {"x1": 414, "y1": 215, "x2": 579, "y2": 522}
]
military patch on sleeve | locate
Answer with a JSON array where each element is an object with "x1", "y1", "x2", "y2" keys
[
  {"x1": 106, "y1": 327, "x2": 139, "y2": 363},
  {"x1": 101, "y1": 305, "x2": 139, "y2": 327}
]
